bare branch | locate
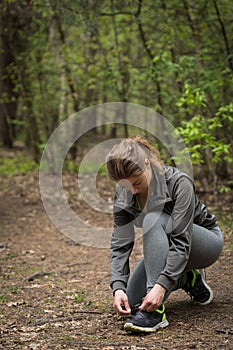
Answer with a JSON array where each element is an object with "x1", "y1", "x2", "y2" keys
[
  {"x1": 99, "y1": 11, "x2": 133, "y2": 16},
  {"x1": 212, "y1": 0, "x2": 233, "y2": 71}
]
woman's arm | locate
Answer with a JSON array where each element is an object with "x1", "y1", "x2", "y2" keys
[
  {"x1": 157, "y1": 176, "x2": 195, "y2": 291},
  {"x1": 110, "y1": 207, "x2": 135, "y2": 294}
]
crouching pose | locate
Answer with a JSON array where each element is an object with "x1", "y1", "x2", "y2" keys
[{"x1": 106, "y1": 136, "x2": 223, "y2": 333}]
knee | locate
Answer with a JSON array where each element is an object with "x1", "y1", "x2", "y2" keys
[{"x1": 143, "y1": 212, "x2": 169, "y2": 234}]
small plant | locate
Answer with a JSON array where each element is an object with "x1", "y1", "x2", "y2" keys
[
  {"x1": 73, "y1": 291, "x2": 86, "y2": 303},
  {"x1": 63, "y1": 160, "x2": 79, "y2": 173},
  {"x1": 0, "y1": 295, "x2": 7, "y2": 303},
  {"x1": 9, "y1": 286, "x2": 18, "y2": 294},
  {"x1": 44, "y1": 297, "x2": 53, "y2": 303},
  {"x1": 58, "y1": 335, "x2": 72, "y2": 341},
  {"x1": 0, "y1": 154, "x2": 38, "y2": 175},
  {"x1": 74, "y1": 295, "x2": 86, "y2": 303}
]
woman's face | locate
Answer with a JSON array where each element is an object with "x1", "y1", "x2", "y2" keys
[{"x1": 118, "y1": 160, "x2": 152, "y2": 195}]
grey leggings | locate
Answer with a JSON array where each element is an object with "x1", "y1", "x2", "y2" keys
[{"x1": 126, "y1": 212, "x2": 224, "y2": 307}]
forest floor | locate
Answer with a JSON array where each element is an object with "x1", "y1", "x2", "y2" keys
[{"x1": 0, "y1": 150, "x2": 232, "y2": 350}]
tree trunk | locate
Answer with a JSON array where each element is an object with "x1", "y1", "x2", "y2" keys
[
  {"x1": 212, "y1": 0, "x2": 233, "y2": 72},
  {"x1": 135, "y1": 1, "x2": 163, "y2": 113},
  {"x1": 0, "y1": 3, "x2": 18, "y2": 148}
]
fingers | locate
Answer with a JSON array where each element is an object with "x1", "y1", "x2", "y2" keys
[
  {"x1": 116, "y1": 298, "x2": 131, "y2": 315},
  {"x1": 118, "y1": 304, "x2": 131, "y2": 315},
  {"x1": 115, "y1": 302, "x2": 131, "y2": 315},
  {"x1": 123, "y1": 298, "x2": 131, "y2": 314},
  {"x1": 113, "y1": 290, "x2": 131, "y2": 315},
  {"x1": 139, "y1": 294, "x2": 161, "y2": 312},
  {"x1": 139, "y1": 284, "x2": 166, "y2": 312},
  {"x1": 140, "y1": 301, "x2": 160, "y2": 312}
]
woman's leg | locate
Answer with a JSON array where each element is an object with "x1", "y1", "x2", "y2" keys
[
  {"x1": 127, "y1": 211, "x2": 170, "y2": 306},
  {"x1": 142, "y1": 212, "x2": 172, "y2": 294},
  {"x1": 126, "y1": 259, "x2": 147, "y2": 308},
  {"x1": 143, "y1": 212, "x2": 224, "y2": 291},
  {"x1": 185, "y1": 224, "x2": 223, "y2": 270},
  {"x1": 127, "y1": 211, "x2": 224, "y2": 305},
  {"x1": 165, "y1": 224, "x2": 224, "y2": 300}
]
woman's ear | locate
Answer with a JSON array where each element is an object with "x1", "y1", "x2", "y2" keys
[{"x1": 145, "y1": 159, "x2": 150, "y2": 167}]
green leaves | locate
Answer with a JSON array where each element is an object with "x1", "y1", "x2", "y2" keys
[
  {"x1": 1, "y1": 0, "x2": 232, "y2": 191},
  {"x1": 174, "y1": 81, "x2": 232, "y2": 179},
  {"x1": 0, "y1": 155, "x2": 38, "y2": 175}
]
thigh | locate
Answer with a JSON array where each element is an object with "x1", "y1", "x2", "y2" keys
[{"x1": 186, "y1": 225, "x2": 224, "y2": 269}]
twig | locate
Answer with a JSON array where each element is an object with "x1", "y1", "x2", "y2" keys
[
  {"x1": 58, "y1": 340, "x2": 168, "y2": 348},
  {"x1": 215, "y1": 328, "x2": 233, "y2": 335},
  {"x1": 25, "y1": 268, "x2": 89, "y2": 282},
  {"x1": 26, "y1": 271, "x2": 52, "y2": 282},
  {"x1": 32, "y1": 311, "x2": 103, "y2": 326},
  {"x1": 33, "y1": 315, "x2": 85, "y2": 326},
  {"x1": 67, "y1": 262, "x2": 89, "y2": 267}
]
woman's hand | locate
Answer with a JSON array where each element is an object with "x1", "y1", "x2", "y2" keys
[
  {"x1": 139, "y1": 284, "x2": 166, "y2": 312},
  {"x1": 113, "y1": 289, "x2": 131, "y2": 315}
]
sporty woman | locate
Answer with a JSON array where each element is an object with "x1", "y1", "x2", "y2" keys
[{"x1": 106, "y1": 136, "x2": 224, "y2": 333}]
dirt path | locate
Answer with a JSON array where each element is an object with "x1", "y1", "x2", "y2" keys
[{"x1": 0, "y1": 172, "x2": 232, "y2": 349}]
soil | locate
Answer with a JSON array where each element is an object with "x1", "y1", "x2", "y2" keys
[{"x1": 0, "y1": 160, "x2": 232, "y2": 349}]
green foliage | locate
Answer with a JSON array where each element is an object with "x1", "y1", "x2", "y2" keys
[
  {"x1": 219, "y1": 184, "x2": 233, "y2": 194},
  {"x1": 71, "y1": 160, "x2": 107, "y2": 177},
  {"x1": 73, "y1": 291, "x2": 86, "y2": 303},
  {"x1": 216, "y1": 102, "x2": 233, "y2": 123},
  {"x1": 9, "y1": 286, "x2": 18, "y2": 294},
  {"x1": 0, "y1": 295, "x2": 7, "y2": 303},
  {"x1": 0, "y1": 155, "x2": 38, "y2": 175},
  {"x1": 173, "y1": 83, "x2": 233, "y2": 190},
  {"x1": 99, "y1": 163, "x2": 108, "y2": 177},
  {"x1": 175, "y1": 114, "x2": 232, "y2": 165},
  {"x1": 176, "y1": 83, "x2": 206, "y2": 112},
  {"x1": 63, "y1": 160, "x2": 79, "y2": 173},
  {"x1": 0, "y1": 0, "x2": 233, "y2": 188}
]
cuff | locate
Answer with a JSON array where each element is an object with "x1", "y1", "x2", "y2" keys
[
  {"x1": 156, "y1": 274, "x2": 174, "y2": 292},
  {"x1": 111, "y1": 281, "x2": 126, "y2": 295}
]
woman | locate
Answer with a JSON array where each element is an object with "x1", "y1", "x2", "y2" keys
[{"x1": 106, "y1": 136, "x2": 224, "y2": 333}]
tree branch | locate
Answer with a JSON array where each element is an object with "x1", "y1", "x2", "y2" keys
[
  {"x1": 32, "y1": 312, "x2": 103, "y2": 326},
  {"x1": 212, "y1": 0, "x2": 233, "y2": 71},
  {"x1": 134, "y1": 0, "x2": 163, "y2": 110},
  {"x1": 99, "y1": 11, "x2": 133, "y2": 16}
]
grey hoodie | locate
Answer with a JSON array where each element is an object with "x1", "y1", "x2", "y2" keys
[{"x1": 110, "y1": 165, "x2": 217, "y2": 294}]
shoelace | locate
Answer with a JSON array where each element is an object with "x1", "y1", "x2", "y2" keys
[
  {"x1": 131, "y1": 303, "x2": 141, "y2": 315},
  {"x1": 131, "y1": 303, "x2": 165, "y2": 315}
]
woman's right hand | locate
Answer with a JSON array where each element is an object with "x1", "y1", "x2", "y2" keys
[{"x1": 113, "y1": 289, "x2": 131, "y2": 315}]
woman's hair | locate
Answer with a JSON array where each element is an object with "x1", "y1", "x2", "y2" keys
[{"x1": 106, "y1": 136, "x2": 163, "y2": 181}]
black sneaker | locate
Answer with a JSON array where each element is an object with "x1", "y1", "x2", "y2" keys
[
  {"x1": 184, "y1": 269, "x2": 213, "y2": 305},
  {"x1": 124, "y1": 304, "x2": 169, "y2": 333}
]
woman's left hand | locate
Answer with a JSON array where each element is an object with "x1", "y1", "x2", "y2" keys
[{"x1": 139, "y1": 284, "x2": 166, "y2": 312}]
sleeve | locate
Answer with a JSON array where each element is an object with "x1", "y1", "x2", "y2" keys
[
  {"x1": 110, "y1": 207, "x2": 135, "y2": 294},
  {"x1": 157, "y1": 176, "x2": 195, "y2": 291}
]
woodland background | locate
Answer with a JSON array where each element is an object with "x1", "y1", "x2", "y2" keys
[
  {"x1": 0, "y1": 0, "x2": 233, "y2": 194},
  {"x1": 0, "y1": 2, "x2": 233, "y2": 349}
]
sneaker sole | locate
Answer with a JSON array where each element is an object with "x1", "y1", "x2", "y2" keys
[
  {"x1": 124, "y1": 319, "x2": 169, "y2": 333},
  {"x1": 193, "y1": 278, "x2": 214, "y2": 305}
]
